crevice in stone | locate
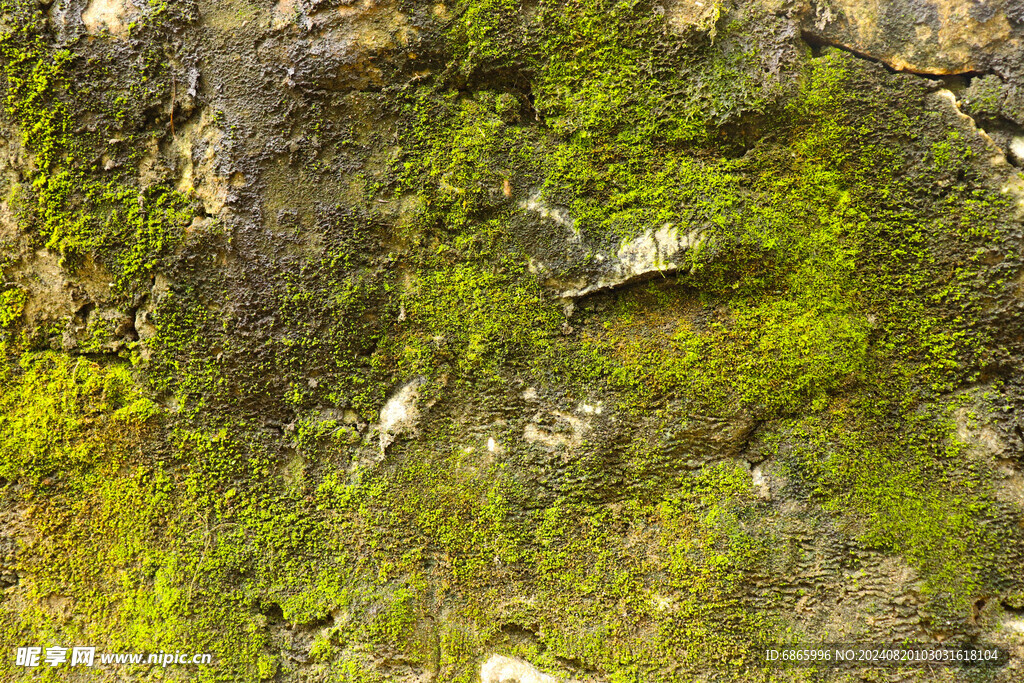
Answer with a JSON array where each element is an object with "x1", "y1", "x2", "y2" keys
[
  {"x1": 559, "y1": 267, "x2": 685, "y2": 301},
  {"x1": 499, "y1": 622, "x2": 543, "y2": 646},
  {"x1": 936, "y1": 89, "x2": 1024, "y2": 169},
  {"x1": 1002, "y1": 599, "x2": 1024, "y2": 617},
  {"x1": 1013, "y1": 424, "x2": 1024, "y2": 443},
  {"x1": 75, "y1": 301, "x2": 95, "y2": 322},
  {"x1": 800, "y1": 30, "x2": 994, "y2": 81},
  {"x1": 971, "y1": 596, "x2": 989, "y2": 624},
  {"x1": 794, "y1": 38, "x2": 1024, "y2": 173},
  {"x1": 261, "y1": 602, "x2": 285, "y2": 622},
  {"x1": 120, "y1": 307, "x2": 140, "y2": 341}
]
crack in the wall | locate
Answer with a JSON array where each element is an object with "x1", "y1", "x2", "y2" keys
[
  {"x1": 935, "y1": 88, "x2": 1024, "y2": 170},
  {"x1": 801, "y1": 30, "x2": 994, "y2": 80}
]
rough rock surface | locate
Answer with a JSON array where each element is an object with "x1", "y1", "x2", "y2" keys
[
  {"x1": 0, "y1": 0, "x2": 1023, "y2": 682},
  {"x1": 801, "y1": 0, "x2": 1024, "y2": 75}
]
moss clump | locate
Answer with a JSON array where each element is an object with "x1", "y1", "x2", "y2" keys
[
  {"x1": 532, "y1": 0, "x2": 775, "y2": 145},
  {"x1": 0, "y1": 0, "x2": 197, "y2": 294},
  {"x1": 777, "y1": 397, "x2": 1003, "y2": 602},
  {"x1": 590, "y1": 292, "x2": 869, "y2": 414},
  {"x1": 447, "y1": 0, "x2": 524, "y2": 75},
  {"x1": 291, "y1": 428, "x2": 775, "y2": 682},
  {"x1": 0, "y1": 287, "x2": 26, "y2": 330},
  {"x1": 399, "y1": 257, "x2": 558, "y2": 376},
  {"x1": 0, "y1": 353, "x2": 158, "y2": 487},
  {"x1": 0, "y1": 352, "x2": 175, "y2": 677},
  {"x1": 400, "y1": 90, "x2": 535, "y2": 232}
]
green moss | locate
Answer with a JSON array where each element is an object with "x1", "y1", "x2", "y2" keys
[
  {"x1": 542, "y1": 141, "x2": 744, "y2": 241},
  {"x1": 0, "y1": 0, "x2": 197, "y2": 294},
  {"x1": 0, "y1": 287, "x2": 26, "y2": 329},
  {"x1": 295, "y1": 425, "x2": 778, "y2": 681},
  {"x1": 448, "y1": 0, "x2": 523, "y2": 75},
  {"x1": 587, "y1": 290, "x2": 868, "y2": 415},
  {"x1": 532, "y1": 0, "x2": 766, "y2": 145},
  {"x1": 0, "y1": 352, "x2": 158, "y2": 487},
  {"x1": 401, "y1": 90, "x2": 534, "y2": 232},
  {"x1": 0, "y1": 352, "x2": 193, "y2": 679},
  {"x1": 399, "y1": 258, "x2": 558, "y2": 375},
  {"x1": 147, "y1": 289, "x2": 225, "y2": 417},
  {"x1": 573, "y1": 50, "x2": 1011, "y2": 616},
  {"x1": 777, "y1": 398, "x2": 1001, "y2": 604}
]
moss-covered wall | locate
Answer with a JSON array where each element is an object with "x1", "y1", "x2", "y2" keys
[{"x1": 1, "y1": 0, "x2": 1024, "y2": 681}]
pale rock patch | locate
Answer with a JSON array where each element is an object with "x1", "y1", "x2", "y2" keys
[
  {"x1": 752, "y1": 465, "x2": 771, "y2": 499},
  {"x1": 662, "y1": 0, "x2": 722, "y2": 37},
  {"x1": 521, "y1": 186, "x2": 704, "y2": 298},
  {"x1": 480, "y1": 655, "x2": 561, "y2": 683},
  {"x1": 799, "y1": 0, "x2": 1020, "y2": 75},
  {"x1": 167, "y1": 109, "x2": 231, "y2": 217},
  {"x1": 1010, "y1": 136, "x2": 1024, "y2": 165},
  {"x1": 273, "y1": 0, "x2": 301, "y2": 30},
  {"x1": 543, "y1": 223, "x2": 705, "y2": 298},
  {"x1": 378, "y1": 377, "x2": 426, "y2": 453},
  {"x1": 81, "y1": 0, "x2": 138, "y2": 37}
]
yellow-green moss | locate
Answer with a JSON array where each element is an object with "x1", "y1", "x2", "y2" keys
[
  {"x1": 0, "y1": 0, "x2": 197, "y2": 293},
  {"x1": 0, "y1": 287, "x2": 26, "y2": 330},
  {"x1": 0, "y1": 353, "x2": 158, "y2": 486}
]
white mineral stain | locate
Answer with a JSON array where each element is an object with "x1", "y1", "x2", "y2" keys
[
  {"x1": 1010, "y1": 135, "x2": 1024, "y2": 164},
  {"x1": 1003, "y1": 618, "x2": 1024, "y2": 633},
  {"x1": 554, "y1": 223, "x2": 705, "y2": 298},
  {"x1": 480, "y1": 655, "x2": 561, "y2": 683},
  {"x1": 378, "y1": 377, "x2": 425, "y2": 453}
]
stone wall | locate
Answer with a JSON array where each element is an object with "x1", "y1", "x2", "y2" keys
[{"x1": 1, "y1": 0, "x2": 1023, "y2": 681}]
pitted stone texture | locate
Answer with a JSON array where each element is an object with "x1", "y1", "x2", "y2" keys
[{"x1": 269, "y1": 0, "x2": 418, "y2": 91}]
